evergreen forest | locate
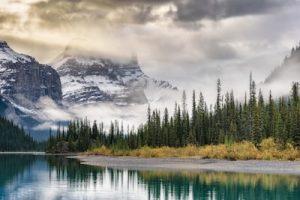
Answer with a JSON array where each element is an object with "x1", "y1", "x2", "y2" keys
[
  {"x1": 0, "y1": 117, "x2": 37, "y2": 151},
  {"x1": 46, "y1": 76, "x2": 300, "y2": 153}
]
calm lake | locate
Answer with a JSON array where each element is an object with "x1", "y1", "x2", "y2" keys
[{"x1": 0, "y1": 154, "x2": 299, "y2": 200}]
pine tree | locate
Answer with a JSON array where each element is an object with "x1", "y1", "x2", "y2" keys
[
  {"x1": 290, "y1": 83, "x2": 300, "y2": 146},
  {"x1": 182, "y1": 90, "x2": 187, "y2": 116},
  {"x1": 267, "y1": 91, "x2": 276, "y2": 138},
  {"x1": 91, "y1": 120, "x2": 98, "y2": 141},
  {"x1": 196, "y1": 92, "x2": 205, "y2": 145},
  {"x1": 215, "y1": 78, "x2": 222, "y2": 144},
  {"x1": 253, "y1": 106, "x2": 262, "y2": 145},
  {"x1": 192, "y1": 90, "x2": 196, "y2": 127},
  {"x1": 276, "y1": 113, "x2": 287, "y2": 145},
  {"x1": 249, "y1": 73, "x2": 257, "y2": 142}
]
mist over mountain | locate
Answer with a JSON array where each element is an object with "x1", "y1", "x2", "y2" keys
[
  {"x1": 1, "y1": 37, "x2": 300, "y2": 140},
  {"x1": 0, "y1": 41, "x2": 64, "y2": 140},
  {"x1": 262, "y1": 43, "x2": 300, "y2": 96},
  {"x1": 265, "y1": 44, "x2": 300, "y2": 83},
  {"x1": 0, "y1": 41, "x2": 179, "y2": 140},
  {"x1": 53, "y1": 45, "x2": 177, "y2": 106}
]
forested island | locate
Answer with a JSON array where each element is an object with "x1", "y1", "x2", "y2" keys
[{"x1": 46, "y1": 77, "x2": 300, "y2": 160}]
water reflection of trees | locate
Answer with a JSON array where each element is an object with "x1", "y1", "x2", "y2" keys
[
  {"x1": 46, "y1": 156, "x2": 300, "y2": 200},
  {"x1": 47, "y1": 156, "x2": 105, "y2": 188},
  {"x1": 0, "y1": 154, "x2": 36, "y2": 187},
  {"x1": 137, "y1": 171, "x2": 300, "y2": 200}
]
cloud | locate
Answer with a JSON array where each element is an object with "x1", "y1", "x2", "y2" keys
[
  {"x1": 0, "y1": 11, "x2": 19, "y2": 28},
  {"x1": 25, "y1": 0, "x2": 296, "y2": 28},
  {"x1": 27, "y1": 0, "x2": 172, "y2": 29},
  {"x1": 0, "y1": 0, "x2": 300, "y2": 104},
  {"x1": 0, "y1": 34, "x2": 66, "y2": 62},
  {"x1": 36, "y1": 97, "x2": 73, "y2": 121},
  {"x1": 175, "y1": 0, "x2": 295, "y2": 22}
]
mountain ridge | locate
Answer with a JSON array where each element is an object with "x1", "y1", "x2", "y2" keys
[
  {"x1": 264, "y1": 43, "x2": 300, "y2": 84},
  {"x1": 0, "y1": 41, "x2": 178, "y2": 139},
  {"x1": 0, "y1": 41, "x2": 62, "y2": 106},
  {"x1": 53, "y1": 46, "x2": 177, "y2": 106}
]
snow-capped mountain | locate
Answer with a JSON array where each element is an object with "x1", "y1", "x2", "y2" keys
[
  {"x1": 53, "y1": 47, "x2": 177, "y2": 106},
  {"x1": 0, "y1": 41, "x2": 178, "y2": 140},
  {"x1": 0, "y1": 41, "x2": 62, "y2": 140},
  {"x1": 0, "y1": 41, "x2": 62, "y2": 106}
]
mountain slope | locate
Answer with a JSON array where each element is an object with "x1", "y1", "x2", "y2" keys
[
  {"x1": 0, "y1": 41, "x2": 62, "y2": 106},
  {"x1": 0, "y1": 41, "x2": 63, "y2": 140},
  {"x1": 265, "y1": 44, "x2": 300, "y2": 84},
  {"x1": 53, "y1": 48, "x2": 177, "y2": 106},
  {"x1": 0, "y1": 41, "x2": 178, "y2": 140}
]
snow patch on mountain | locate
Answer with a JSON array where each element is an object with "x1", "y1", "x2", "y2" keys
[
  {"x1": 54, "y1": 51, "x2": 177, "y2": 106},
  {"x1": 0, "y1": 41, "x2": 32, "y2": 64},
  {"x1": 0, "y1": 40, "x2": 178, "y2": 140}
]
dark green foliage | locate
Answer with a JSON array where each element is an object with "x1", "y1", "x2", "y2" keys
[
  {"x1": 0, "y1": 117, "x2": 37, "y2": 151},
  {"x1": 47, "y1": 78, "x2": 300, "y2": 153}
]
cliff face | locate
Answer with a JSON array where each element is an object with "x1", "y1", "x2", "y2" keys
[{"x1": 0, "y1": 41, "x2": 62, "y2": 106}]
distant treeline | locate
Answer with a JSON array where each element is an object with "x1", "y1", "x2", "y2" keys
[
  {"x1": 46, "y1": 76, "x2": 300, "y2": 153},
  {"x1": 0, "y1": 117, "x2": 37, "y2": 151}
]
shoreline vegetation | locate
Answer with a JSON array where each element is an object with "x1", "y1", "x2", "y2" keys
[
  {"x1": 86, "y1": 138, "x2": 299, "y2": 161},
  {"x1": 46, "y1": 77, "x2": 300, "y2": 162}
]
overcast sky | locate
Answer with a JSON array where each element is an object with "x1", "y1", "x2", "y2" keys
[{"x1": 1, "y1": 0, "x2": 300, "y2": 100}]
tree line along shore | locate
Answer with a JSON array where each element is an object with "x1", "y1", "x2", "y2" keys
[
  {"x1": 0, "y1": 117, "x2": 37, "y2": 151},
  {"x1": 46, "y1": 75, "x2": 300, "y2": 160}
]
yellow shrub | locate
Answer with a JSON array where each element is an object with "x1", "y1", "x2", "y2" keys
[
  {"x1": 228, "y1": 141, "x2": 259, "y2": 160},
  {"x1": 87, "y1": 146, "x2": 112, "y2": 156},
  {"x1": 281, "y1": 143, "x2": 298, "y2": 161},
  {"x1": 199, "y1": 144, "x2": 228, "y2": 159},
  {"x1": 86, "y1": 138, "x2": 300, "y2": 161},
  {"x1": 179, "y1": 145, "x2": 199, "y2": 157},
  {"x1": 260, "y1": 138, "x2": 278, "y2": 151},
  {"x1": 130, "y1": 146, "x2": 157, "y2": 158},
  {"x1": 259, "y1": 138, "x2": 281, "y2": 160}
]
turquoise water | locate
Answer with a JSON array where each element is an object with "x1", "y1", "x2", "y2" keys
[{"x1": 0, "y1": 154, "x2": 299, "y2": 200}]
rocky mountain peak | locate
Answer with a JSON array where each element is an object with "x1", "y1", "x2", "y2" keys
[
  {"x1": 0, "y1": 41, "x2": 33, "y2": 64},
  {"x1": 0, "y1": 41, "x2": 8, "y2": 48},
  {"x1": 0, "y1": 41, "x2": 62, "y2": 105},
  {"x1": 0, "y1": 41, "x2": 177, "y2": 139},
  {"x1": 52, "y1": 45, "x2": 176, "y2": 105}
]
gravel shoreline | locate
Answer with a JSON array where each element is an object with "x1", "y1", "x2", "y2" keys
[{"x1": 72, "y1": 155, "x2": 300, "y2": 175}]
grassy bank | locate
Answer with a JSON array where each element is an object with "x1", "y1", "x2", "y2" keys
[{"x1": 85, "y1": 138, "x2": 300, "y2": 161}]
